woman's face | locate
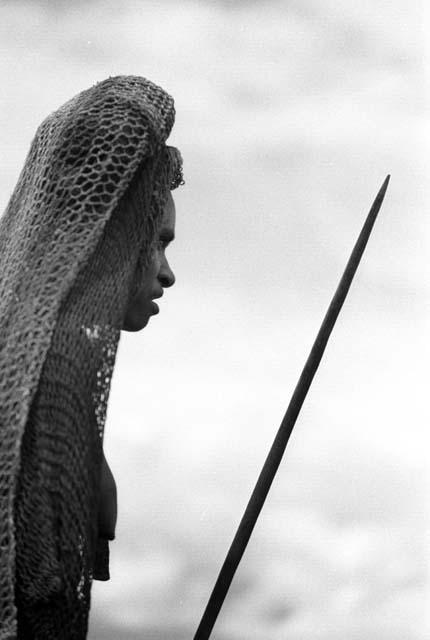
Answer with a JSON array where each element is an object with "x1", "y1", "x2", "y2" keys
[{"x1": 122, "y1": 191, "x2": 176, "y2": 332}]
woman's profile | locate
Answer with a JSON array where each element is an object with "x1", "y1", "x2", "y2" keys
[{"x1": 0, "y1": 75, "x2": 184, "y2": 639}]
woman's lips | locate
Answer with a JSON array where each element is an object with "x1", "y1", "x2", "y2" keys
[{"x1": 150, "y1": 291, "x2": 163, "y2": 315}]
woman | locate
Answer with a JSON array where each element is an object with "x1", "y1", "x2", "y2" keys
[{"x1": 0, "y1": 75, "x2": 184, "y2": 639}]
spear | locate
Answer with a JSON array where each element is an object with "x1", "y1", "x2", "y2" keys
[{"x1": 194, "y1": 175, "x2": 391, "y2": 639}]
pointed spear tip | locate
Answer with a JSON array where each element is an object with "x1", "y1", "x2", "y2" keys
[{"x1": 375, "y1": 174, "x2": 390, "y2": 203}]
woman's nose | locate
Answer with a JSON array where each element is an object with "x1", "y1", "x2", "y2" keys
[{"x1": 158, "y1": 260, "x2": 175, "y2": 288}]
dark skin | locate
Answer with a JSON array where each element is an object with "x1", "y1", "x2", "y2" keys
[
  {"x1": 122, "y1": 191, "x2": 176, "y2": 331},
  {"x1": 98, "y1": 192, "x2": 176, "y2": 541}
]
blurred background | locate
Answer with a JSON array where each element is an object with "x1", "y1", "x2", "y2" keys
[{"x1": 1, "y1": 1, "x2": 429, "y2": 638}]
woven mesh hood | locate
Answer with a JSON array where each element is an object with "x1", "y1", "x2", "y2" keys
[{"x1": 0, "y1": 75, "x2": 183, "y2": 639}]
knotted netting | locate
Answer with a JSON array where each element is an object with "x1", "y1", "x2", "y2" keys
[{"x1": 0, "y1": 75, "x2": 184, "y2": 639}]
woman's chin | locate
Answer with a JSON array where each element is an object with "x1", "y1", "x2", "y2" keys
[{"x1": 122, "y1": 313, "x2": 150, "y2": 332}]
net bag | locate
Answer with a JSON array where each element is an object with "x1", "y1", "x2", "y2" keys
[{"x1": 0, "y1": 75, "x2": 184, "y2": 639}]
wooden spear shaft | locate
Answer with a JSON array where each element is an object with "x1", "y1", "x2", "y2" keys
[{"x1": 194, "y1": 175, "x2": 390, "y2": 639}]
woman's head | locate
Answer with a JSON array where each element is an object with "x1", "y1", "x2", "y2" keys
[{"x1": 115, "y1": 143, "x2": 183, "y2": 332}]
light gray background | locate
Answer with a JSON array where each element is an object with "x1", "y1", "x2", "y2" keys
[{"x1": 1, "y1": 1, "x2": 428, "y2": 638}]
